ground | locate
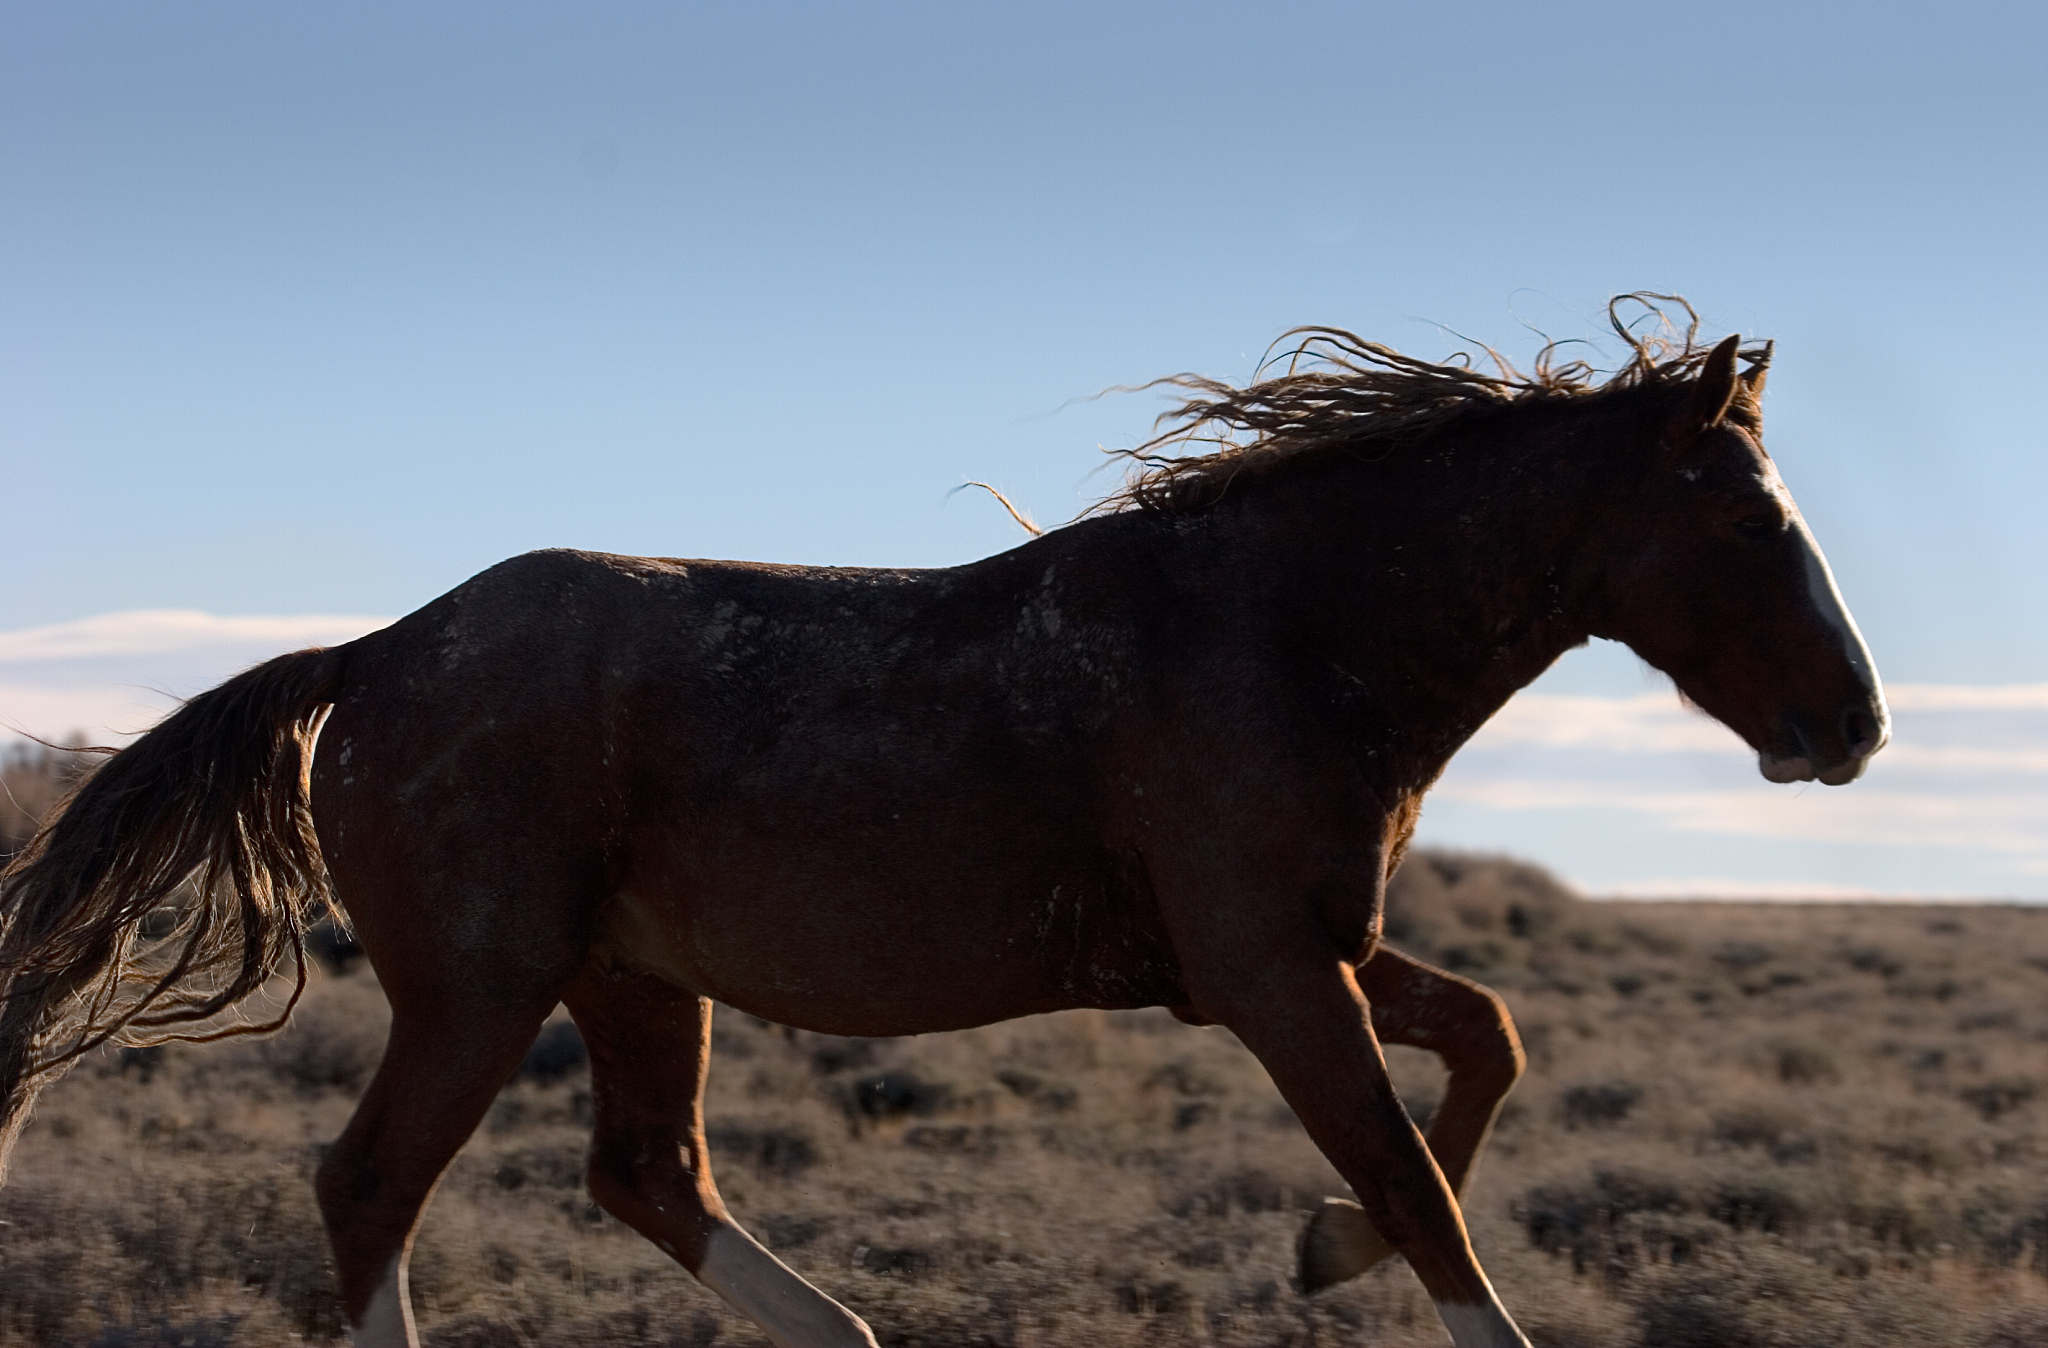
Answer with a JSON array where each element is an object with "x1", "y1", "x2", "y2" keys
[{"x1": 6, "y1": 852, "x2": 2048, "y2": 1347}]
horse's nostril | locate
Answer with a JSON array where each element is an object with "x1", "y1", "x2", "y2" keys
[{"x1": 1840, "y1": 706, "x2": 1879, "y2": 758}]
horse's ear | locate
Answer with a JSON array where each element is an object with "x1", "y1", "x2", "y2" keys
[
  {"x1": 1739, "y1": 339, "x2": 1773, "y2": 403},
  {"x1": 1683, "y1": 334, "x2": 1743, "y2": 432}
]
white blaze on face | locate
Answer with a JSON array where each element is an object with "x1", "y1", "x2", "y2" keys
[
  {"x1": 1755, "y1": 462, "x2": 1891, "y2": 781},
  {"x1": 1759, "y1": 462, "x2": 1877, "y2": 685}
]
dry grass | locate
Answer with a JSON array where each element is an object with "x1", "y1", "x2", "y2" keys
[{"x1": 5, "y1": 851, "x2": 2048, "y2": 1347}]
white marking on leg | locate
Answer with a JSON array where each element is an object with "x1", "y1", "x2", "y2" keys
[
  {"x1": 1435, "y1": 1296, "x2": 1533, "y2": 1348},
  {"x1": 352, "y1": 1257, "x2": 414, "y2": 1348},
  {"x1": 697, "y1": 1225, "x2": 878, "y2": 1348}
]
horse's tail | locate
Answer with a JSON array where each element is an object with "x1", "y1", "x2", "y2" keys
[{"x1": 0, "y1": 645, "x2": 348, "y2": 1179}]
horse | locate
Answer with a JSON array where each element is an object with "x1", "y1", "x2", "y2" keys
[{"x1": 0, "y1": 300, "x2": 1888, "y2": 1348}]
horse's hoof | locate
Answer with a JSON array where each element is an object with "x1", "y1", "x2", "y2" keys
[{"x1": 1300, "y1": 1196, "x2": 1397, "y2": 1293}]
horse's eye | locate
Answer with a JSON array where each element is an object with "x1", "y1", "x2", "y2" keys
[{"x1": 1734, "y1": 516, "x2": 1776, "y2": 540}]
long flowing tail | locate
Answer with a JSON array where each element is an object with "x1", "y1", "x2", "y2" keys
[{"x1": 0, "y1": 645, "x2": 347, "y2": 1178}]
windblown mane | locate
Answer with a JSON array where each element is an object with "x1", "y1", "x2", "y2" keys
[{"x1": 1097, "y1": 293, "x2": 1773, "y2": 515}]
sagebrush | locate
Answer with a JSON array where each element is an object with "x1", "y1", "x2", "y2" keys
[{"x1": 5, "y1": 849, "x2": 2048, "y2": 1347}]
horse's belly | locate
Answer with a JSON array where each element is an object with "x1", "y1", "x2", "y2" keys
[{"x1": 591, "y1": 877, "x2": 1181, "y2": 1036}]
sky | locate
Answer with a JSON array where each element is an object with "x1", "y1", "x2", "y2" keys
[{"x1": 4, "y1": 2, "x2": 2046, "y2": 897}]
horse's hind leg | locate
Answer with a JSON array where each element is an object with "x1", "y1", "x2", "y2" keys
[
  {"x1": 1301, "y1": 945, "x2": 1526, "y2": 1292},
  {"x1": 313, "y1": 858, "x2": 589, "y2": 1348},
  {"x1": 317, "y1": 986, "x2": 564, "y2": 1346},
  {"x1": 564, "y1": 965, "x2": 877, "y2": 1348}
]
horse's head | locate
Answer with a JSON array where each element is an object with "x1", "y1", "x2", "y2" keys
[{"x1": 1591, "y1": 335, "x2": 1888, "y2": 785}]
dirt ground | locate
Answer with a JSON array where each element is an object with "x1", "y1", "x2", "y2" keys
[{"x1": 6, "y1": 850, "x2": 2048, "y2": 1347}]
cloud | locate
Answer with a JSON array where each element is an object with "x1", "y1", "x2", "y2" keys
[
  {"x1": 0, "y1": 684, "x2": 188, "y2": 744},
  {"x1": 1874, "y1": 744, "x2": 2048, "y2": 774},
  {"x1": 1590, "y1": 878, "x2": 1927, "y2": 901},
  {"x1": 0, "y1": 610, "x2": 389, "y2": 663},
  {"x1": 1884, "y1": 683, "x2": 2048, "y2": 711},
  {"x1": 0, "y1": 609, "x2": 393, "y2": 744},
  {"x1": 1435, "y1": 776, "x2": 2048, "y2": 854},
  {"x1": 1465, "y1": 688, "x2": 2048, "y2": 776},
  {"x1": 1430, "y1": 675, "x2": 2048, "y2": 882},
  {"x1": 1466, "y1": 693, "x2": 1744, "y2": 754}
]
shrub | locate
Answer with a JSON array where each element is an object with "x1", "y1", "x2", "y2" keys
[
  {"x1": 848, "y1": 1070, "x2": 950, "y2": 1121},
  {"x1": 258, "y1": 990, "x2": 385, "y2": 1093},
  {"x1": 1561, "y1": 1080, "x2": 1643, "y2": 1129},
  {"x1": 1959, "y1": 1077, "x2": 2036, "y2": 1121},
  {"x1": 1164, "y1": 1168, "x2": 1290, "y2": 1220},
  {"x1": 1517, "y1": 1170, "x2": 1702, "y2": 1276},
  {"x1": 1767, "y1": 1040, "x2": 1838, "y2": 1086},
  {"x1": 16, "y1": 849, "x2": 2048, "y2": 1347},
  {"x1": 705, "y1": 1122, "x2": 819, "y2": 1177},
  {"x1": 994, "y1": 1068, "x2": 1077, "y2": 1113},
  {"x1": 1705, "y1": 1180, "x2": 1805, "y2": 1236}
]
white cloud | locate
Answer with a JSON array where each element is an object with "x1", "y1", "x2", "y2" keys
[
  {"x1": 0, "y1": 684, "x2": 187, "y2": 744},
  {"x1": 0, "y1": 609, "x2": 393, "y2": 744},
  {"x1": 1435, "y1": 775, "x2": 2048, "y2": 854},
  {"x1": 1467, "y1": 685, "x2": 2048, "y2": 769},
  {"x1": 1467, "y1": 693, "x2": 1743, "y2": 754},
  {"x1": 1589, "y1": 878, "x2": 1992, "y2": 902},
  {"x1": 1875, "y1": 744, "x2": 2048, "y2": 774},
  {"x1": 1884, "y1": 682, "x2": 2048, "y2": 711},
  {"x1": 0, "y1": 610, "x2": 389, "y2": 663}
]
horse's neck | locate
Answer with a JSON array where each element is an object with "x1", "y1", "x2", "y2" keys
[{"x1": 1219, "y1": 414, "x2": 1620, "y2": 780}]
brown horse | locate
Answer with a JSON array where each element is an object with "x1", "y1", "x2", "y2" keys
[{"x1": 0, "y1": 302, "x2": 1887, "y2": 1348}]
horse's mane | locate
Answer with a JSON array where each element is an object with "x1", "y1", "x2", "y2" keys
[{"x1": 1095, "y1": 293, "x2": 1774, "y2": 516}]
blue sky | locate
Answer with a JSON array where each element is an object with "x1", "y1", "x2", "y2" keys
[{"x1": 5, "y1": 2, "x2": 2046, "y2": 896}]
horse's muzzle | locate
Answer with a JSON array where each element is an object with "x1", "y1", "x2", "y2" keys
[{"x1": 1758, "y1": 702, "x2": 1889, "y2": 786}]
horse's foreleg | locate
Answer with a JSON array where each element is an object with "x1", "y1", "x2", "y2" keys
[
  {"x1": 564, "y1": 967, "x2": 877, "y2": 1348},
  {"x1": 1217, "y1": 958, "x2": 1531, "y2": 1348},
  {"x1": 1301, "y1": 947, "x2": 1526, "y2": 1292},
  {"x1": 316, "y1": 995, "x2": 559, "y2": 1348}
]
